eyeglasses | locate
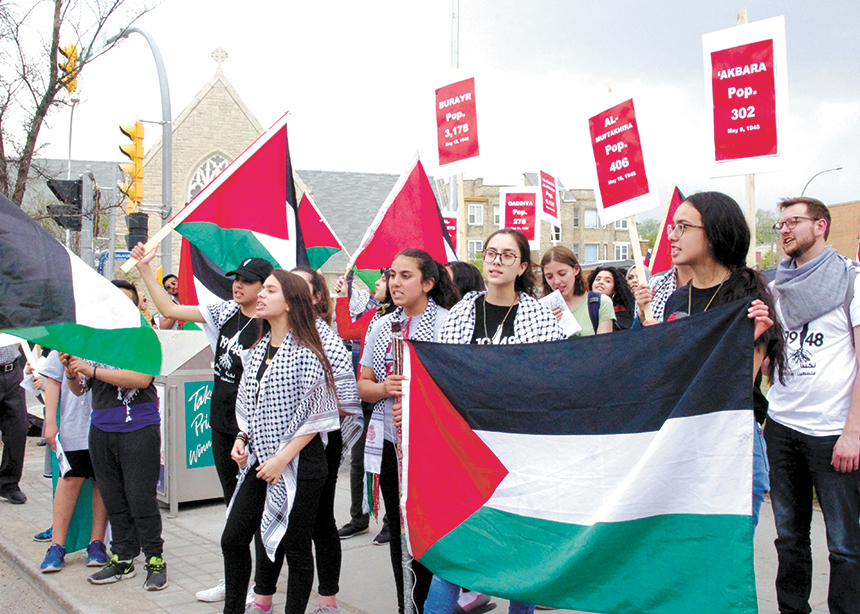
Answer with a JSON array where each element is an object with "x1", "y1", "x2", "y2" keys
[
  {"x1": 772, "y1": 216, "x2": 819, "y2": 231},
  {"x1": 379, "y1": 268, "x2": 391, "y2": 278},
  {"x1": 482, "y1": 249, "x2": 520, "y2": 266},
  {"x1": 666, "y1": 222, "x2": 705, "y2": 238}
]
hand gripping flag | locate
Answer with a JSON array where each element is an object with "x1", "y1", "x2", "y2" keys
[
  {"x1": 650, "y1": 185, "x2": 685, "y2": 278},
  {"x1": 401, "y1": 301, "x2": 757, "y2": 614},
  {"x1": 0, "y1": 193, "x2": 162, "y2": 375},
  {"x1": 170, "y1": 113, "x2": 308, "y2": 272},
  {"x1": 347, "y1": 155, "x2": 455, "y2": 288},
  {"x1": 297, "y1": 192, "x2": 345, "y2": 270}
]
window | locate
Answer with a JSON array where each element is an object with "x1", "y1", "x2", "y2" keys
[
  {"x1": 467, "y1": 240, "x2": 483, "y2": 260},
  {"x1": 551, "y1": 225, "x2": 562, "y2": 242},
  {"x1": 188, "y1": 154, "x2": 230, "y2": 200},
  {"x1": 493, "y1": 205, "x2": 500, "y2": 226},
  {"x1": 468, "y1": 203, "x2": 483, "y2": 226},
  {"x1": 573, "y1": 244, "x2": 579, "y2": 258},
  {"x1": 573, "y1": 208, "x2": 580, "y2": 227},
  {"x1": 584, "y1": 209, "x2": 598, "y2": 228},
  {"x1": 583, "y1": 243, "x2": 599, "y2": 263},
  {"x1": 615, "y1": 219, "x2": 628, "y2": 230},
  {"x1": 615, "y1": 244, "x2": 629, "y2": 260}
]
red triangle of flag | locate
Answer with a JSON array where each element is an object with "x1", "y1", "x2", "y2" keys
[
  {"x1": 650, "y1": 185, "x2": 684, "y2": 276},
  {"x1": 404, "y1": 344, "x2": 508, "y2": 560},
  {"x1": 297, "y1": 193, "x2": 341, "y2": 251}
]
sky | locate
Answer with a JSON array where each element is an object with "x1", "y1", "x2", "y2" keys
[{"x1": 36, "y1": 0, "x2": 860, "y2": 221}]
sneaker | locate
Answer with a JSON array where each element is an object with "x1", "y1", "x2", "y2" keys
[
  {"x1": 337, "y1": 521, "x2": 369, "y2": 539},
  {"x1": 196, "y1": 578, "x2": 226, "y2": 602},
  {"x1": 33, "y1": 527, "x2": 53, "y2": 542},
  {"x1": 87, "y1": 555, "x2": 135, "y2": 584},
  {"x1": 372, "y1": 524, "x2": 390, "y2": 545},
  {"x1": 40, "y1": 544, "x2": 65, "y2": 573},
  {"x1": 0, "y1": 487, "x2": 27, "y2": 505},
  {"x1": 245, "y1": 604, "x2": 270, "y2": 614},
  {"x1": 456, "y1": 592, "x2": 492, "y2": 613},
  {"x1": 246, "y1": 586, "x2": 256, "y2": 605},
  {"x1": 311, "y1": 607, "x2": 340, "y2": 614},
  {"x1": 86, "y1": 540, "x2": 109, "y2": 567},
  {"x1": 143, "y1": 556, "x2": 168, "y2": 591}
]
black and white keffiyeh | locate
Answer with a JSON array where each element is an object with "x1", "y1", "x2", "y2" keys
[
  {"x1": 230, "y1": 331, "x2": 340, "y2": 560},
  {"x1": 649, "y1": 269, "x2": 678, "y2": 323},
  {"x1": 199, "y1": 299, "x2": 242, "y2": 352},
  {"x1": 364, "y1": 297, "x2": 442, "y2": 474},
  {"x1": 82, "y1": 361, "x2": 141, "y2": 405},
  {"x1": 315, "y1": 318, "x2": 363, "y2": 463},
  {"x1": 439, "y1": 291, "x2": 565, "y2": 344}
]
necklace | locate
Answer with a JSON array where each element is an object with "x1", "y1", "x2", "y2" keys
[
  {"x1": 689, "y1": 269, "x2": 730, "y2": 315},
  {"x1": 483, "y1": 295, "x2": 518, "y2": 344},
  {"x1": 265, "y1": 342, "x2": 276, "y2": 365},
  {"x1": 226, "y1": 311, "x2": 255, "y2": 353}
]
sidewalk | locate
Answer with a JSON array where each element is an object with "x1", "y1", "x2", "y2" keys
[{"x1": 1, "y1": 436, "x2": 831, "y2": 613}]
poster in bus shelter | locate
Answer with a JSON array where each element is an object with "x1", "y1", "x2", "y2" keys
[{"x1": 702, "y1": 16, "x2": 788, "y2": 177}]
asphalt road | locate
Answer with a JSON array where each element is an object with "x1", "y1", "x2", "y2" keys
[{"x1": 0, "y1": 549, "x2": 64, "y2": 613}]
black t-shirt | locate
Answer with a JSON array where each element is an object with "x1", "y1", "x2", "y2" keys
[
  {"x1": 211, "y1": 310, "x2": 261, "y2": 434},
  {"x1": 471, "y1": 295, "x2": 518, "y2": 345}
]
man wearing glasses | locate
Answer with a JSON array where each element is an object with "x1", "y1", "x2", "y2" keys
[{"x1": 765, "y1": 197, "x2": 860, "y2": 614}]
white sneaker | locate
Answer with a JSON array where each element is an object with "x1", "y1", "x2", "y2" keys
[
  {"x1": 246, "y1": 586, "x2": 256, "y2": 605},
  {"x1": 196, "y1": 578, "x2": 226, "y2": 602},
  {"x1": 457, "y1": 591, "x2": 491, "y2": 612}
]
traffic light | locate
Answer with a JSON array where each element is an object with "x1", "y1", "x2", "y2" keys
[
  {"x1": 118, "y1": 120, "x2": 145, "y2": 213},
  {"x1": 46, "y1": 178, "x2": 82, "y2": 231},
  {"x1": 58, "y1": 43, "x2": 78, "y2": 94}
]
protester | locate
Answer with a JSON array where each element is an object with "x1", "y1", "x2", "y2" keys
[
  {"x1": 246, "y1": 267, "x2": 362, "y2": 614},
  {"x1": 333, "y1": 271, "x2": 393, "y2": 545},
  {"x1": 588, "y1": 266, "x2": 635, "y2": 330},
  {"x1": 357, "y1": 249, "x2": 457, "y2": 613},
  {"x1": 634, "y1": 265, "x2": 693, "y2": 323},
  {"x1": 65, "y1": 279, "x2": 168, "y2": 590},
  {"x1": 625, "y1": 265, "x2": 649, "y2": 294},
  {"x1": 155, "y1": 274, "x2": 181, "y2": 330},
  {"x1": 0, "y1": 342, "x2": 28, "y2": 505},
  {"x1": 540, "y1": 246, "x2": 614, "y2": 335},
  {"x1": 222, "y1": 270, "x2": 340, "y2": 614},
  {"x1": 36, "y1": 349, "x2": 109, "y2": 572},
  {"x1": 764, "y1": 197, "x2": 860, "y2": 614},
  {"x1": 445, "y1": 260, "x2": 486, "y2": 298},
  {"x1": 644, "y1": 191, "x2": 785, "y2": 528},
  {"x1": 418, "y1": 229, "x2": 564, "y2": 614}
]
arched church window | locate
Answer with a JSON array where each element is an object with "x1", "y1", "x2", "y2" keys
[{"x1": 188, "y1": 155, "x2": 229, "y2": 200}]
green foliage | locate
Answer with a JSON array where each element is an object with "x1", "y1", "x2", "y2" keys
[
  {"x1": 756, "y1": 207, "x2": 779, "y2": 246},
  {"x1": 637, "y1": 218, "x2": 660, "y2": 249},
  {"x1": 761, "y1": 250, "x2": 778, "y2": 270}
]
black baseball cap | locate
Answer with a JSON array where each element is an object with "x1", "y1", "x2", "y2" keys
[{"x1": 225, "y1": 258, "x2": 274, "y2": 283}]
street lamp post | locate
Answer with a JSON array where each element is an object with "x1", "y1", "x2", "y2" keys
[
  {"x1": 65, "y1": 96, "x2": 80, "y2": 247},
  {"x1": 801, "y1": 166, "x2": 843, "y2": 197}
]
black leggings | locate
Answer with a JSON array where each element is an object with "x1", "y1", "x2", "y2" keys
[
  {"x1": 380, "y1": 439, "x2": 433, "y2": 614},
  {"x1": 221, "y1": 465, "x2": 324, "y2": 614},
  {"x1": 211, "y1": 428, "x2": 239, "y2": 503}
]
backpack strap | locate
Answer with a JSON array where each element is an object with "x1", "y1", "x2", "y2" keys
[
  {"x1": 587, "y1": 291, "x2": 601, "y2": 333},
  {"x1": 845, "y1": 264, "x2": 857, "y2": 346}
]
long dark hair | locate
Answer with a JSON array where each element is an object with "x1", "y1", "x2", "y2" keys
[
  {"x1": 685, "y1": 191, "x2": 787, "y2": 383},
  {"x1": 587, "y1": 266, "x2": 634, "y2": 313},
  {"x1": 540, "y1": 246, "x2": 586, "y2": 297},
  {"x1": 484, "y1": 228, "x2": 537, "y2": 297},
  {"x1": 292, "y1": 266, "x2": 333, "y2": 326},
  {"x1": 446, "y1": 261, "x2": 485, "y2": 299},
  {"x1": 392, "y1": 249, "x2": 459, "y2": 310},
  {"x1": 259, "y1": 270, "x2": 335, "y2": 392}
]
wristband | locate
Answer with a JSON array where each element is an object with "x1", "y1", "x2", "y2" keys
[
  {"x1": 92, "y1": 367, "x2": 97, "y2": 381},
  {"x1": 66, "y1": 374, "x2": 76, "y2": 380},
  {"x1": 236, "y1": 431, "x2": 249, "y2": 444}
]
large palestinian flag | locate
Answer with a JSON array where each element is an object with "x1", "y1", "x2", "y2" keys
[
  {"x1": 177, "y1": 237, "x2": 233, "y2": 307},
  {"x1": 402, "y1": 301, "x2": 757, "y2": 614},
  {"x1": 0, "y1": 193, "x2": 161, "y2": 375},
  {"x1": 347, "y1": 155, "x2": 455, "y2": 288},
  {"x1": 297, "y1": 192, "x2": 345, "y2": 270},
  {"x1": 170, "y1": 112, "x2": 308, "y2": 272}
]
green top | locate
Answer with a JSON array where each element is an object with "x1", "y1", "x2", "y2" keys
[{"x1": 570, "y1": 293, "x2": 615, "y2": 336}]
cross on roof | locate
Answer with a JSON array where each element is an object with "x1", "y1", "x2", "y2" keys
[{"x1": 212, "y1": 47, "x2": 228, "y2": 70}]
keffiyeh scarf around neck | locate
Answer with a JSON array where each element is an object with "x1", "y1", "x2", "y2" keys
[{"x1": 773, "y1": 246, "x2": 849, "y2": 330}]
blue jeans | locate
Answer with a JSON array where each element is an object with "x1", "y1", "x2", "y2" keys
[
  {"x1": 423, "y1": 575, "x2": 535, "y2": 614},
  {"x1": 752, "y1": 421, "x2": 770, "y2": 529},
  {"x1": 764, "y1": 419, "x2": 860, "y2": 614}
]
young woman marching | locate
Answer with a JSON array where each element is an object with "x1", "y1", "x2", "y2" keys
[
  {"x1": 540, "y1": 246, "x2": 615, "y2": 336},
  {"x1": 421, "y1": 229, "x2": 565, "y2": 614},
  {"x1": 643, "y1": 191, "x2": 786, "y2": 527},
  {"x1": 357, "y1": 249, "x2": 458, "y2": 614},
  {"x1": 588, "y1": 266, "x2": 636, "y2": 330},
  {"x1": 221, "y1": 270, "x2": 340, "y2": 614}
]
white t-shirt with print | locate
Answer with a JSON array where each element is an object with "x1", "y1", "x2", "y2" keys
[{"x1": 767, "y1": 259, "x2": 860, "y2": 437}]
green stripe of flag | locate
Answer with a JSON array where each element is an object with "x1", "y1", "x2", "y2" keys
[
  {"x1": 306, "y1": 245, "x2": 341, "y2": 270},
  {"x1": 176, "y1": 222, "x2": 277, "y2": 272},
  {"x1": 420, "y1": 506, "x2": 755, "y2": 614}
]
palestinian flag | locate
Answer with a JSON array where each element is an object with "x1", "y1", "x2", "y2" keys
[
  {"x1": 347, "y1": 155, "x2": 455, "y2": 288},
  {"x1": 177, "y1": 237, "x2": 233, "y2": 307},
  {"x1": 650, "y1": 185, "x2": 684, "y2": 277},
  {"x1": 0, "y1": 193, "x2": 161, "y2": 375},
  {"x1": 297, "y1": 192, "x2": 344, "y2": 270},
  {"x1": 402, "y1": 301, "x2": 757, "y2": 614},
  {"x1": 170, "y1": 112, "x2": 308, "y2": 272}
]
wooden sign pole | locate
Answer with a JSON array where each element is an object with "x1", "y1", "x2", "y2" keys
[
  {"x1": 737, "y1": 8, "x2": 758, "y2": 268},
  {"x1": 627, "y1": 216, "x2": 653, "y2": 321}
]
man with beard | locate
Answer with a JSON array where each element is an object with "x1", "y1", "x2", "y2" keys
[{"x1": 765, "y1": 197, "x2": 860, "y2": 614}]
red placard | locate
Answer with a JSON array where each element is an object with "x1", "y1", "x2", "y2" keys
[
  {"x1": 711, "y1": 39, "x2": 777, "y2": 161},
  {"x1": 588, "y1": 99, "x2": 650, "y2": 209},
  {"x1": 539, "y1": 171, "x2": 558, "y2": 221},
  {"x1": 435, "y1": 78, "x2": 479, "y2": 166},
  {"x1": 502, "y1": 190, "x2": 538, "y2": 248},
  {"x1": 442, "y1": 214, "x2": 457, "y2": 253}
]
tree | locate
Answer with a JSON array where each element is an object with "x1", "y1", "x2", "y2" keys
[
  {"x1": 637, "y1": 218, "x2": 660, "y2": 249},
  {"x1": 756, "y1": 206, "x2": 779, "y2": 247},
  {"x1": 0, "y1": 0, "x2": 155, "y2": 205}
]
